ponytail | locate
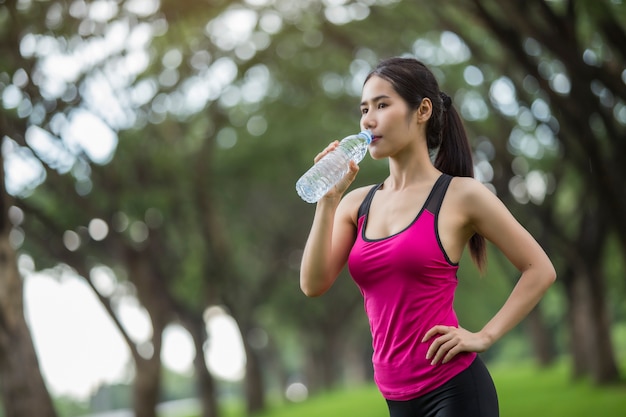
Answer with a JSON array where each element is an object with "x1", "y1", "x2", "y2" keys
[
  {"x1": 435, "y1": 97, "x2": 487, "y2": 272},
  {"x1": 434, "y1": 103, "x2": 473, "y2": 177},
  {"x1": 365, "y1": 57, "x2": 487, "y2": 271}
]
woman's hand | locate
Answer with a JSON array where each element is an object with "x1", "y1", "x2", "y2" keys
[
  {"x1": 422, "y1": 325, "x2": 492, "y2": 365},
  {"x1": 314, "y1": 141, "x2": 360, "y2": 200}
]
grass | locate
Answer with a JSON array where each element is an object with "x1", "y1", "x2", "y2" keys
[
  {"x1": 492, "y1": 360, "x2": 626, "y2": 417},
  {"x1": 219, "y1": 386, "x2": 387, "y2": 417},
  {"x1": 214, "y1": 359, "x2": 626, "y2": 417}
]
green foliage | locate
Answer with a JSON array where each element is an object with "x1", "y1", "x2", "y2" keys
[
  {"x1": 454, "y1": 247, "x2": 513, "y2": 334},
  {"x1": 90, "y1": 383, "x2": 132, "y2": 413},
  {"x1": 161, "y1": 368, "x2": 196, "y2": 402},
  {"x1": 51, "y1": 397, "x2": 89, "y2": 417}
]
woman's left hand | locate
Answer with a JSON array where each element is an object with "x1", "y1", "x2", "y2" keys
[{"x1": 422, "y1": 325, "x2": 492, "y2": 365}]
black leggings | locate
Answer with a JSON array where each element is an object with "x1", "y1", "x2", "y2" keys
[{"x1": 386, "y1": 356, "x2": 499, "y2": 417}]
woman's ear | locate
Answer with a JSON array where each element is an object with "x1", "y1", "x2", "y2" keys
[{"x1": 416, "y1": 98, "x2": 433, "y2": 123}]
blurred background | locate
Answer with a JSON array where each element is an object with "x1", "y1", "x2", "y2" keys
[{"x1": 0, "y1": 0, "x2": 625, "y2": 416}]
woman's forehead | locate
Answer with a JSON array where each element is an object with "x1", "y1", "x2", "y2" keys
[{"x1": 361, "y1": 75, "x2": 397, "y2": 101}]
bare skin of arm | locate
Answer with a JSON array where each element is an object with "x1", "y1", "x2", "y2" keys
[
  {"x1": 423, "y1": 177, "x2": 556, "y2": 365},
  {"x1": 299, "y1": 145, "x2": 368, "y2": 297}
]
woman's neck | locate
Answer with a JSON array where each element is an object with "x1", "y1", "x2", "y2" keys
[{"x1": 385, "y1": 153, "x2": 440, "y2": 190}]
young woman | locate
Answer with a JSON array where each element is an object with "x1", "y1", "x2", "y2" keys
[{"x1": 299, "y1": 57, "x2": 556, "y2": 417}]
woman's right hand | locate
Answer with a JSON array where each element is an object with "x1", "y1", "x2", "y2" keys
[{"x1": 315, "y1": 141, "x2": 360, "y2": 201}]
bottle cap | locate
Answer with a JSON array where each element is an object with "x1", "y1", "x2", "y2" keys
[{"x1": 358, "y1": 130, "x2": 373, "y2": 144}]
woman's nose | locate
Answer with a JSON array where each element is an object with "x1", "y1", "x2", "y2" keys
[{"x1": 361, "y1": 113, "x2": 375, "y2": 130}]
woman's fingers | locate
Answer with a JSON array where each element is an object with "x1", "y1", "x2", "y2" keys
[
  {"x1": 424, "y1": 326, "x2": 457, "y2": 364},
  {"x1": 333, "y1": 160, "x2": 359, "y2": 195},
  {"x1": 423, "y1": 326, "x2": 488, "y2": 365},
  {"x1": 422, "y1": 325, "x2": 449, "y2": 343},
  {"x1": 313, "y1": 141, "x2": 339, "y2": 163}
]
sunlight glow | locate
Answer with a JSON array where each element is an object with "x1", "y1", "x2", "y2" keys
[
  {"x1": 25, "y1": 270, "x2": 248, "y2": 399},
  {"x1": 162, "y1": 325, "x2": 195, "y2": 374},
  {"x1": 124, "y1": 0, "x2": 160, "y2": 17},
  {"x1": 2, "y1": 138, "x2": 46, "y2": 195},
  {"x1": 206, "y1": 8, "x2": 258, "y2": 52},
  {"x1": 65, "y1": 109, "x2": 118, "y2": 164},
  {"x1": 24, "y1": 272, "x2": 130, "y2": 400},
  {"x1": 118, "y1": 297, "x2": 152, "y2": 344},
  {"x1": 490, "y1": 77, "x2": 519, "y2": 116},
  {"x1": 204, "y1": 307, "x2": 246, "y2": 381},
  {"x1": 88, "y1": 218, "x2": 109, "y2": 241}
]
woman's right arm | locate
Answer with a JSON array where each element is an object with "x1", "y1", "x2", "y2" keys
[{"x1": 299, "y1": 157, "x2": 365, "y2": 297}]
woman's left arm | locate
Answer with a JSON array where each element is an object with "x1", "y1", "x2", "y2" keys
[{"x1": 424, "y1": 178, "x2": 557, "y2": 365}]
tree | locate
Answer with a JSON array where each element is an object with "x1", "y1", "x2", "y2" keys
[
  {"x1": 0, "y1": 144, "x2": 57, "y2": 416},
  {"x1": 0, "y1": 0, "x2": 63, "y2": 413}
]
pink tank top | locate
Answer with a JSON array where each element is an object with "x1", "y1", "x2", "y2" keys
[{"x1": 348, "y1": 174, "x2": 476, "y2": 401}]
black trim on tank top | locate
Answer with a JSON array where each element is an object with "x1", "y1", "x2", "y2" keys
[
  {"x1": 356, "y1": 175, "x2": 447, "y2": 239},
  {"x1": 431, "y1": 175, "x2": 458, "y2": 266},
  {"x1": 425, "y1": 174, "x2": 452, "y2": 214},
  {"x1": 357, "y1": 175, "x2": 449, "y2": 221},
  {"x1": 356, "y1": 174, "x2": 458, "y2": 266},
  {"x1": 357, "y1": 183, "x2": 382, "y2": 220}
]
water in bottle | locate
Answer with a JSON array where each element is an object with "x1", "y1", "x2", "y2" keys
[{"x1": 296, "y1": 130, "x2": 373, "y2": 203}]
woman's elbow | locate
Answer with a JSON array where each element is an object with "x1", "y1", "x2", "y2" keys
[
  {"x1": 541, "y1": 262, "x2": 557, "y2": 290},
  {"x1": 548, "y1": 266, "x2": 557, "y2": 285},
  {"x1": 300, "y1": 276, "x2": 329, "y2": 297},
  {"x1": 300, "y1": 284, "x2": 325, "y2": 298},
  {"x1": 301, "y1": 287, "x2": 324, "y2": 297}
]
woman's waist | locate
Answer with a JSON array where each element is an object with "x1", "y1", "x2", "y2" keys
[{"x1": 373, "y1": 351, "x2": 477, "y2": 400}]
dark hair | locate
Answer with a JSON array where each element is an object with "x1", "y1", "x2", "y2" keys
[{"x1": 365, "y1": 57, "x2": 486, "y2": 271}]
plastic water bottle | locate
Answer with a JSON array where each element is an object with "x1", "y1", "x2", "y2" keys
[{"x1": 296, "y1": 130, "x2": 373, "y2": 203}]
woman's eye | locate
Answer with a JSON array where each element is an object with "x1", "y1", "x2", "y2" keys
[
  {"x1": 360, "y1": 108, "x2": 368, "y2": 115},
  {"x1": 377, "y1": 103, "x2": 387, "y2": 109}
]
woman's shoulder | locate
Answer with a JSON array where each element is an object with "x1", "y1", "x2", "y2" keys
[
  {"x1": 447, "y1": 176, "x2": 498, "y2": 205},
  {"x1": 342, "y1": 183, "x2": 378, "y2": 206},
  {"x1": 448, "y1": 175, "x2": 491, "y2": 193},
  {"x1": 338, "y1": 184, "x2": 379, "y2": 220},
  {"x1": 447, "y1": 176, "x2": 506, "y2": 219}
]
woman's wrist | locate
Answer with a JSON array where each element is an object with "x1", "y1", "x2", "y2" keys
[{"x1": 477, "y1": 328, "x2": 497, "y2": 351}]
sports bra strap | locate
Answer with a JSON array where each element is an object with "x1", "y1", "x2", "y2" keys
[
  {"x1": 424, "y1": 174, "x2": 453, "y2": 215},
  {"x1": 357, "y1": 174, "x2": 453, "y2": 220},
  {"x1": 357, "y1": 184, "x2": 382, "y2": 219}
]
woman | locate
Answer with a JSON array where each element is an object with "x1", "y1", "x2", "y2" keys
[{"x1": 299, "y1": 57, "x2": 556, "y2": 417}]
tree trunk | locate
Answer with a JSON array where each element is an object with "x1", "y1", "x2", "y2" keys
[
  {"x1": 126, "y1": 249, "x2": 171, "y2": 417},
  {"x1": 577, "y1": 232, "x2": 620, "y2": 384},
  {"x1": 304, "y1": 345, "x2": 325, "y2": 395},
  {"x1": 0, "y1": 243, "x2": 57, "y2": 417},
  {"x1": 303, "y1": 325, "x2": 345, "y2": 394},
  {"x1": 562, "y1": 208, "x2": 620, "y2": 384},
  {"x1": 322, "y1": 330, "x2": 342, "y2": 389},
  {"x1": 183, "y1": 314, "x2": 219, "y2": 417},
  {"x1": 524, "y1": 306, "x2": 556, "y2": 367},
  {"x1": 0, "y1": 147, "x2": 57, "y2": 416},
  {"x1": 244, "y1": 339, "x2": 266, "y2": 415},
  {"x1": 565, "y1": 269, "x2": 597, "y2": 378},
  {"x1": 133, "y1": 353, "x2": 162, "y2": 417},
  {"x1": 226, "y1": 315, "x2": 266, "y2": 416},
  {"x1": 584, "y1": 265, "x2": 620, "y2": 384}
]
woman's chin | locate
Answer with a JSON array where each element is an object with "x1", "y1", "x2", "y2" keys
[{"x1": 368, "y1": 148, "x2": 386, "y2": 160}]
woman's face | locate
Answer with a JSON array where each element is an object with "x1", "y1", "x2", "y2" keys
[{"x1": 360, "y1": 75, "x2": 423, "y2": 160}]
